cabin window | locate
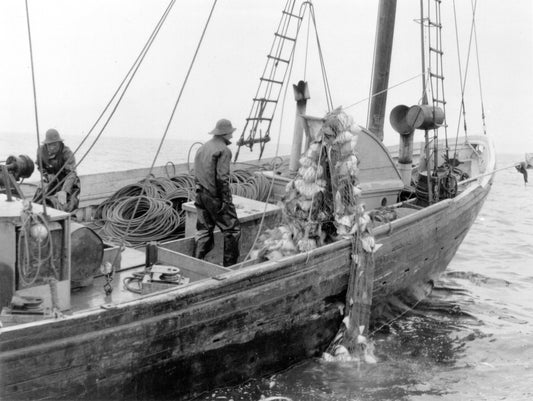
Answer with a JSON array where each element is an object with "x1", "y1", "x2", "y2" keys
[{"x1": 381, "y1": 197, "x2": 387, "y2": 207}]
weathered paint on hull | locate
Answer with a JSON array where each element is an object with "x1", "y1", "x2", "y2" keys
[{"x1": 0, "y1": 177, "x2": 491, "y2": 400}]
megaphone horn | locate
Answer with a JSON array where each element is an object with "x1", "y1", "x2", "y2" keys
[{"x1": 390, "y1": 105, "x2": 414, "y2": 135}]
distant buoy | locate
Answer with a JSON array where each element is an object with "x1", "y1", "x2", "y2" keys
[{"x1": 30, "y1": 223, "x2": 48, "y2": 242}]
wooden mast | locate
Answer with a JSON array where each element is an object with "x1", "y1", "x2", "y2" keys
[{"x1": 367, "y1": 0, "x2": 397, "y2": 141}]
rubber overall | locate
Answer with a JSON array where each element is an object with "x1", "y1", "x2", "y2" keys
[{"x1": 193, "y1": 121, "x2": 241, "y2": 266}]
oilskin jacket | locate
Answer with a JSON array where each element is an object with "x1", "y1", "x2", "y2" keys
[
  {"x1": 194, "y1": 136, "x2": 232, "y2": 204},
  {"x1": 35, "y1": 142, "x2": 81, "y2": 211},
  {"x1": 193, "y1": 135, "x2": 241, "y2": 266},
  {"x1": 36, "y1": 143, "x2": 79, "y2": 194}
]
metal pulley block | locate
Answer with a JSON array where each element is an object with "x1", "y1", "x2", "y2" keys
[{"x1": 148, "y1": 264, "x2": 188, "y2": 285}]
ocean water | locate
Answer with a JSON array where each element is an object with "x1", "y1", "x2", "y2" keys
[
  {"x1": 193, "y1": 153, "x2": 533, "y2": 401},
  {"x1": 2, "y1": 135, "x2": 532, "y2": 400},
  {"x1": 0, "y1": 132, "x2": 292, "y2": 179}
]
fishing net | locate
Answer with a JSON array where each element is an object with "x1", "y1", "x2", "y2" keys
[{"x1": 250, "y1": 107, "x2": 377, "y2": 261}]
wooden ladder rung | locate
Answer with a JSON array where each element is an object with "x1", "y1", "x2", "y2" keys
[
  {"x1": 260, "y1": 77, "x2": 284, "y2": 85},
  {"x1": 430, "y1": 72, "x2": 444, "y2": 80},
  {"x1": 237, "y1": 136, "x2": 271, "y2": 147},
  {"x1": 246, "y1": 117, "x2": 273, "y2": 121},
  {"x1": 429, "y1": 47, "x2": 444, "y2": 55},
  {"x1": 282, "y1": 10, "x2": 302, "y2": 20},
  {"x1": 267, "y1": 55, "x2": 290, "y2": 64},
  {"x1": 274, "y1": 32, "x2": 296, "y2": 42},
  {"x1": 253, "y1": 98, "x2": 278, "y2": 103}
]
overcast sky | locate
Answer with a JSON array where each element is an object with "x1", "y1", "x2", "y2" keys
[{"x1": 1, "y1": 0, "x2": 532, "y2": 156}]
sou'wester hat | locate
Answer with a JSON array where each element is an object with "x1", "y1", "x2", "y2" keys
[
  {"x1": 44, "y1": 128, "x2": 64, "y2": 144},
  {"x1": 209, "y1": 119, "x2": 237, "y2": 136}
]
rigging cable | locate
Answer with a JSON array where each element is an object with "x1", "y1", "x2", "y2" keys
[
  {"x1": 343, "y1": 73, "x2": 423, "y2": 111},
  {"x1": 471, "y1": 0, "x2": 487, "y2": 135},
  {"x1": 40, "y1": 0, "x2": 177, "y2": 198},
  {"x1": 452, "y1": 0, "x2": 467, "y2": 152},
  {"x1": 308, "y1": 3, "x2": 333, "y2": 111},
  {"x1": 24, "y1": 0, "x2": 46, "y2": 214},
  {"x1": 147, "y1": 0, "x2": 219, "y2": 174},
  {"x1": 452, "y1": 0, "x2": 479, "y2": 154},
  {"x1": 303, "y1": 6, "x2": 311, "y2": 81},
  {"x1": 76, "y1": 0, "x2": 177, "y2": 169},
  {"x1": 106, "y1": 0, "x2": 219, "y2": 246}
]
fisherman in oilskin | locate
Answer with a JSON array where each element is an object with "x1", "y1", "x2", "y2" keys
[
  {"x1": 193, "y1": 119, "x2": 241, "y2": 266},
  {"x1": 33, "y1": 128, "x2": 81, "y2": 212}
]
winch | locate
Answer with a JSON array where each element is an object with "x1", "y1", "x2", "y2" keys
[
  {"x1": 141, "y1": 264, "x2": 190, "y2": 294},
  {"x1": 0, "y1": 154, "x2": 35, "y2": 198}
]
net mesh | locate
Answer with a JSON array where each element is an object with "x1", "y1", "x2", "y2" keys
[{"x1": 250, "y1": 107, "x2": 370, "y2": 261}]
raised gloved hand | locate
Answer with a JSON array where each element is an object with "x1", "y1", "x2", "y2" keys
[
  {"x1": 43, "y1": 173, "x2": 55, "y2": 183},
  {"x1": 56, "y1": 190, "x2": 67, "y2": 205}
]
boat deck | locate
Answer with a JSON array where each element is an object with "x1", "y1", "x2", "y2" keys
[
  {"x1": 66, "y1": 203, "x2": 422, "y2": 314},
  {"x1": 70, "y1": 247, "x2": 146, "y2": 312}
]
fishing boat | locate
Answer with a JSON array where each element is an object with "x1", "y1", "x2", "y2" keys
[{"x1": 1, "y1": 1, "x2": 497, "y2": 400}]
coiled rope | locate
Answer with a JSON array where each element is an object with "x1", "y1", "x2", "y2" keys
[
  {"x1": 17, "y1": 206, "x2": 56, "y2": 287},
  {"x1": 94, "y1": 167, "x2": 274, "y2": 246}
]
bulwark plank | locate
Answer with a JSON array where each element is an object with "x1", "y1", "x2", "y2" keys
[{"x1": 1, "y1": 249, "x2": 349, "y2": 386}]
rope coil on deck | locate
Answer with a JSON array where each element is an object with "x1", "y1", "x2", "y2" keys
[{"x1": 93, "y1": 168, "x2": 273, "y2": 246}]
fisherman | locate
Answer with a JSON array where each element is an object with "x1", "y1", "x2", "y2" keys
[
  {"x1": 193, "y1": 119, "x2": 241, "y2": 266},
  {"x1": 33, "y1": 128, "x2": 81, "y2": 212}
]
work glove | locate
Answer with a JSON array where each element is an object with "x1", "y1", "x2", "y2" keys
[
  {"x1": 43, "y1": 173, "x2": 54, "y2": 183},
  {"x1": 57, "y1": 190, "x2": 67, "y2": 205}
]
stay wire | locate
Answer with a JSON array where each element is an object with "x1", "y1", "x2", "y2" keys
[
  {"x1": 453, "y1": 0, "x2": 478, "y2": 153},
  {"x1": 343, "y1": 73, "x2": 423, "y2": 111},
  {"x1": 74, "y1": 0, "x2": 176, "y2": 170},
  {"x1": 122, "y1": 0, "x2": 218, "y2": 245},
  {"x1": 24, "y1": 0, "x2": 47, "y2": 216},
  {"x1": 39, "y1": 0, "x2": 176, "y2": 200},
  {"x1": 452, "y1": 0, "x2": 466, "y2": 155},
  {"x1": 309, "y1": 4, "x2": 333, "y2": 111},
  {"x1": 471, "y1": 0, "x2": 487, "y2": 135},
  {"x1": 83, "y1": 0, "x2": 176, "y2": 247},
  {"x1": 147, "y1": 0, "x2": 219, "y2": 174},
  {"x1": 303, "y1": 8, "x2": 311, "y2": 81}
]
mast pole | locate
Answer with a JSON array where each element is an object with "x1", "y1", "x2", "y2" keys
[{"x1": 367, "y1": 0, "x2": 397, "y2": 141}]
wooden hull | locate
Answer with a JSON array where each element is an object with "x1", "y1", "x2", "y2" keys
[
  {"x1": 0, "y1": 186, "x2": 492, "y2": 400},
  {"x1": 0, "y1": 137, "x2": 495, "y2": 400}
]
